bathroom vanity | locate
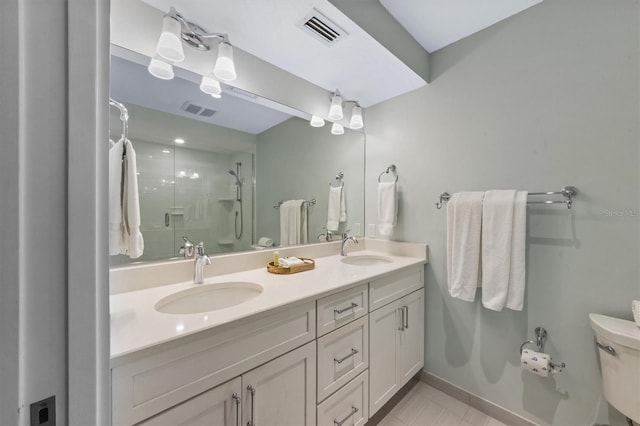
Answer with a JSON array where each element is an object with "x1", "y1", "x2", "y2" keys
[{"x1": 110, "y1": 240, "x2": 427, "y2": 425}]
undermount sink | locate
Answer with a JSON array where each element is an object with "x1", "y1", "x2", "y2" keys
[
  {"x1": 341, "y1": 254, "x2": 393, "y2": 266},
  {"x1": 155, "y1": 282, "x2": 263, "y2": 315}
]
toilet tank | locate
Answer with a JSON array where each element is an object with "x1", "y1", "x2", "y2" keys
[{"x1": 589, "y1": 313, "x2": 640, "y2": 423}]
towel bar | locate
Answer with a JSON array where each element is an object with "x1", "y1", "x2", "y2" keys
[
  {"x1": 378, "y1": 164, "x2": 398, "y2": 183},
  {"x1": 436, "y1": 186, "x2": 577, "y2": 209}
]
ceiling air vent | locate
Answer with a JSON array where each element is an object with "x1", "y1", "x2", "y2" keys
[
  {"x1": 180, "y1": 101, "x2": 216, "y2": 117},
  {"x1": 298, "y1": 9, "x2": 347, "y2": 46}
]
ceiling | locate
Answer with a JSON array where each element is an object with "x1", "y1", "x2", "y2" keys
[
  {"x1": 140, "y1": 0, "x2": 427, "y2": 107},
  {"x1": 380, "y1": 0, "x2": 543, "y2": 53}
]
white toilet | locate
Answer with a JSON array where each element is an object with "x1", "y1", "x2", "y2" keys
[{"x1": 589, "y1": 313, "x2": 640, "y2": 423}]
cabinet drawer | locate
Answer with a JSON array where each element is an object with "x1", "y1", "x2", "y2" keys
[
  {"x1": 112, "y1": 302, "x2": 315, "y2": 426},
  {"x1": 317, "y1": 316, "x2": 368, "y2": 402},
  {"x1": 369, "y1": 267, "x2": 423, "y2": 311},
  {"x1": 317, "y1": 370, "x2": 369, "y2": 426},
  {"x1": 317, "y1": 284, "x2": 368, "y2": 337}
]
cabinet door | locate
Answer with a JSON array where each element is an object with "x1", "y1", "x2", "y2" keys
[
  {"x1": 369, "y1": 299, "x2": 401, "y2": 416},
  {"x1": 242, "y1": 341, "x2": 316, "y2": 426},
  {"x1": 136, "y1": 377, "x2": 241, "y2": 426},
  {"x1": 397, "y1": 289, "x2": 424, "y2": 387}
]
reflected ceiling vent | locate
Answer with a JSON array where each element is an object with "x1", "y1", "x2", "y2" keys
[
  {"x1": 297, "y1": 9, "x2": 347, "y2": 46},
  {"x1": 180, "y1": 101, "x2": 216, "y2": 117}
]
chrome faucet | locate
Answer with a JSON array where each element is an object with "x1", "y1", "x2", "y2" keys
[
  {"x1": 317, "y1": 227, "x2": 334, "y2": 242},
  {"x1": 194, "y1": 242, "x2": 211, "y2": 284},
  {"x1": 341, "y1": 231, "x2": 359, "y2": 256},
  {"x1": 180, "y1": 236, "x2": 195, "y2": 259}
]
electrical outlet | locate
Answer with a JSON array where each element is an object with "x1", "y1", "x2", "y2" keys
[
  {"x1": 30, "y1": 396, "x2": 55, "y2": 426},
  {"x1": 367, "y1": 223, "x2": 376, "y2": 237},
  {"x1": 353, "y1": 223, "x2": 361, "y2": 236}
]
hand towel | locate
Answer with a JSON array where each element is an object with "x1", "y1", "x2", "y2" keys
[
  {"x1": 279, "y1": 200, "x2": 307, "y2": 246},
  {"x1": 327, "y1": 186, "x2": 343, "y2": 231},
  {"x1": 257, "y1": 237, "x2": 274, "y2": 247},
  {"x1": 108, "y1": 139, "x2": 124, "y2": 255},
  {"x1": 122, "y1": 139, "x2": 144, "y2": 258},
  {"x1": 278, "y1": 256, "x2": 305, "y2": 267},
  {"x1": 377, "y1": 182, "x2": 397, "y2": 236},
  {"x1": 446, "y1": 192, "x2": 485, "y2": 301},
  {"x1": 505, "y1": 191, "x2": 528, "y2": 311},
  {"x1": 482, "y1": 190, "x2": 517, "y2": 311}
]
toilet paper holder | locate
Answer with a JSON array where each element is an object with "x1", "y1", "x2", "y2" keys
[{"x1": 520, "y1": 326, "x2": 566, "y2": 371}]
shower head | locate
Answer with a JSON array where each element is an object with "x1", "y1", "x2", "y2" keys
[{"x1": 228, "y1": 170, "x2": 242, "y2": 186}]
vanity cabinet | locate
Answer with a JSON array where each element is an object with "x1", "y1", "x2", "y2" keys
[
  {"x1": 242, "y1": 341, "x2": 316, "y2": 426},
  {"x1": 136, "y1": 378, "x2": 241, "y2": 426},
  {"x1": 369, "y1": 267, "x2": 424, "y2": 416}
]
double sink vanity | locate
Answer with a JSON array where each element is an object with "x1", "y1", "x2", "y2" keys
[{"x1": 110, "y1": 239, "x2": 428, "y2": 425}]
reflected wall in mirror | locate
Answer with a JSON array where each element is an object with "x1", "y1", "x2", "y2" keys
[{"x1": 109, "y1": 50, "x2": 365, "y2": 266}]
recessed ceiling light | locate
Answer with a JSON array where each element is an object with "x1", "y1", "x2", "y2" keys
[{"x1": 174, "y1": 138, "x2": 185, "y2": 144}]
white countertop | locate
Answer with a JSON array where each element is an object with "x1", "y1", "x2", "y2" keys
[{"x1": 110, "y1": 249, "x2": 426, "y2": 360}]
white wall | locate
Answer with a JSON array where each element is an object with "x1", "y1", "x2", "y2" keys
[{"x1": 365, "y1": 0, "x2": 639, "y2": 424}]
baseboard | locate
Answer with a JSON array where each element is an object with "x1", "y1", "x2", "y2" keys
[{"x1": 420, "y1": 371, "x2": 538, "y2": 426}]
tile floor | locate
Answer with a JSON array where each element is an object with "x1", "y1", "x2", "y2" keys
[{"x1": 369, "y1": 380, "x2": 509, "y2": 426}]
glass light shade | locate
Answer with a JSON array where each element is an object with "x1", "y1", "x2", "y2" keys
[
  {"x1": 349, "y1": 105, "x2": 364, "y2": 129},
  {"x1": 331, "y1": 123, "x2": 344, "y2": 135},
  {"x1": 213, "y1": 42, "x2": 237, "y2": 81},
  {"x1": 211, "y1": 93, "x2": 222, "y2": 99},
  {"x1": 310, "y1": 115, "x2": 325, "y2": 127},
  {"x1": 156, "y1": 16, "x2": 185, "y2": 62},
  {"x1": 148, "y1": 58, "x2": 175, "y2": 80},
  {"x1": 328, "y1": 94, "x2": 343, "y2": 120},
  {"x1": 200, "y1": 75, "x2": 222, "y2": 96}
]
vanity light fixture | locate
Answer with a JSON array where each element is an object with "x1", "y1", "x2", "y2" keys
[
  {"x1": 149, "y1": 7, "x2": 238, "y2": 83},
  {"x1": 310, "y1": 115, "x2": 325, "y2": 127},
  {"x1": 349, "y1": 104, "x2": 364, "y2": 130},
  {"x1": 331, "y1": 123, "x2": 345, "y2": 135},
  {"x1": 328, "y1": 91, "x2": 344, "y2": 121},
  {"x1": 174, "y1": 138, "x2": 185, "y2": 144},
  {"x1": 148, "y1": 58, "x2": 175, "y2": 80},
  {"x1": 199, "y1": 75, "x2": 222, "y2": 97},
  {"x1": 156, "y1": 15, "x2": 185, "y2": 62}
]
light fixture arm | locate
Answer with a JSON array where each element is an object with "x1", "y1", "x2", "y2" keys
[{"x1": 166, "y1": 7, "x2": 230, "y2": 50}]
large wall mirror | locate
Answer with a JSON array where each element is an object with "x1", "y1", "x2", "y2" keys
[{"x1": 109, "y1": 48, "x2": 365, "y2": 266}]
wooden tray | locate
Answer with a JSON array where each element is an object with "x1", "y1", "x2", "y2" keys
[{"x1": 267, "y1": 258, "x2": 315, "y2": 274}]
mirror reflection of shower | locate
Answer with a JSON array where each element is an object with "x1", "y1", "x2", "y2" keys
[{"x1": 228, "y1": 162, "x2": 244, "y2": 239}]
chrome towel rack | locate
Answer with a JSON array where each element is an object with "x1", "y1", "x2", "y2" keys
[
  {"x1": 273, "y1": 199, "x2": 316, "y2": 209},
  {"x1": 436, "y1": 186, "x2": 577, "y2": 209},
  {"x1": 378, "y1": 164, "x2": 398, "y2": 183}
]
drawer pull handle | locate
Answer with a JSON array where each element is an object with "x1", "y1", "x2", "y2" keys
[
  {"x1": 403, "y1": 305, "x2": 409, "y2": 330},
  {"x1": 398, "y1": 307, "x2": 405, "y2": 331},
  {"x1": 334, "y1": 406, "x2": 359, "y2": 426},
  {"x1": 247, "y1": 385, "x2": 256, "y2": 426},
  {"x1": 232, "y1": 393, "x2": 241, "y2": 426},
  {"x1": 596, "y1": 341, "x2": 616, "y2": 356},
  {"x1": 334, "y1": 348, "x2": 359, "y2": 364},
  {"x1": 334, "y1": 302, "x2": 358, "y2": 315}
]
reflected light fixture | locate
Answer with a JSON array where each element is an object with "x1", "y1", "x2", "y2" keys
[
  {"x1": 349, "y1": 104, "x2": 364, "y2": 129},
  {"x1": 331, "y1": 123, "x2": 344, "y2": 135},
  {"x1": 328, "y1": 92, "x2": 343, "y2": 121},
  {"x1": 174, "y1": 138, "x2": 185, "y2": 144},
  {"x1": 310, "y1": 115, "x2": 325, "y2": 127},
  {"x1": 200, "y1": 75, "x2": 222, "y2": 97},
  {"x1": 148, "y1": 58, "x2": 174, "y2": 80},
  {"x1": 156, "y1": 15, "x2": 185, "y2": 62}
]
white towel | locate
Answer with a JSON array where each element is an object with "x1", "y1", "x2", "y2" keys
[
  {"x1": 279, "y1": 200, "x2": 307, "y2": 246},
  {"x1": 108, "y1": 140, "x2": 124, "y2": 255},
  {"x1": 122, "y1": 139, "x2": 144, "y2": 258},
  {"x1": 257, "y1": 237, "x2": 274, "y2": 247},
  {"x1": 327, "y1": 186, "x2": 346, "y2": 231},
  {"x1": 505, "y1": 191, "x2": 528, "y2": 310},
  {"x1": 481, "y1": 190, "x2": 517, "y2": 311},
  {"x1": 377, "y1": 182, "x2": 397, "y2": 236},
  {"x1": 446, "y1": 192, "x2": 485, "y2": 301}
]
